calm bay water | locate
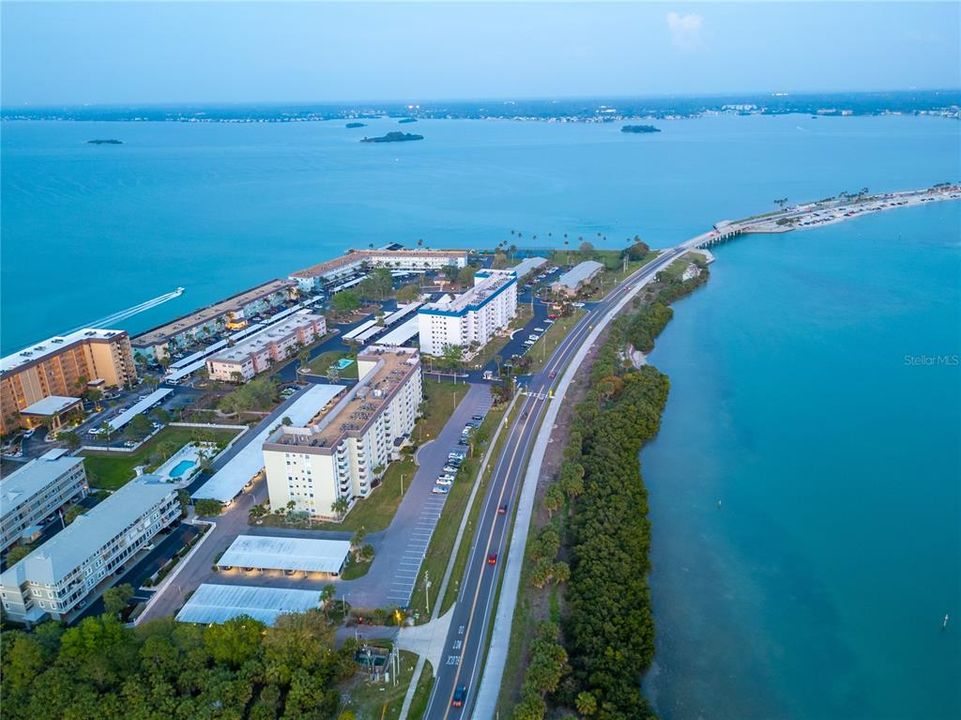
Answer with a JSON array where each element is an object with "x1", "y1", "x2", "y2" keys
[{"x1": 2, "y1": 114, "x2": 959, "y2": 717}]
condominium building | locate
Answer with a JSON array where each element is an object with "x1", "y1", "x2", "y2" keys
[
  {"x1": 0, "y1": 476, "x2": 180, "y2": 624},
  {"x1": 290, "y1": 249, "x2": 469, "y2": 292},
  {"x1": 0, "y1": 328, "x2": 137, "y2": 435},
  {"x1": 262, "y1": 346, "x2": 422, "y2": 520},
  {"x1": 132, "y1": 279, "x2": 296, "y2": 360},
  {"x1": 0, "y1": 450, "x2": 88, "y2": 552},
  {"x1": 206, "y1": 313, "x2": 327, "y2": 382},
  {"x1": 551, "y1": 260, "x2": 604, "y2": 297},
  {"x1": 417, "y1": 269, "x2": 518, "y2": 355}
]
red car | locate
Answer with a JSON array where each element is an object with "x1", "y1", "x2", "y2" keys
[
  {"x1": 547, "y1": 313, "x2": 559, "y2": 320},
  {"x1": 487, "y1": 553, "x2": 498, "y2": 565},
  {"x1": 498, "y1": 503, "x2": 508, "y2": 515}
]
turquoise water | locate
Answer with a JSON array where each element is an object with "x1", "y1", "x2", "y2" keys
[
  {"x1": 642, "y1": 202, "x2": 961, "y2": 720},
  {"x1": 2, "y1": 114, "x2": 959, "y2": 717},
  {"x1": 335, "y1": 358, "x2": 355, "y2": 370},
  {"x1": 1, "y1": 114, "x2": 956, "y2": 350},
  {"x1": 169, "y1": 459, "x2": 196, "y2": 478}
]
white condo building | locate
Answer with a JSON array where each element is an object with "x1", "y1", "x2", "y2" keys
[
  {"x1": 0, "y1": 450, "x2": 88, "y2": 552},
  {"x1": 262, "y1": 346, "x2": 422, "y2": 520},
  {"x1": 0, "y1": 477, "x2": 180, "y2": 624},
  {"x1": 417, "y1": 269, "x2": 517, "y2": 356},
  {"x1": 206, "y1": 313, "x2": 326, "y2": 382}
]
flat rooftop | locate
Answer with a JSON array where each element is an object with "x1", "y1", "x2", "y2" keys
[
  {"x1": 291, "y1": 248, "x2": 468, "y2": 279},
  {"x1": 132, "y1": 279, "x2": 294, "y2": 347},
  {"x1": 176, "y1": 583, "x2": 322, "y2": 626},
  {"x1": 420, "y1": 271, "x2": 515, "y2": 316},
  {"x1": 107, "y1": 389, "x2": 172, "y2": 432},
  {"x1": 192, "y1": 383, "x2": 346, "y2": 502},
  {"x1": 554, "y1": 260, "x2": 604, "y2": 289},
  {"x1": 1, "y1": 328, "x2": 127, "y2": 375},
  {"x1": 0, "y1": 477, "x2": 175, "y2": 587},
  {"x1": 218, "y1": 535, "x2": 351, "y2": 574},
  {"x1": 208, "y1": 313, "x2": 324, "y2": 365},
  {"x1": 1, "y1": 455, "x2": 85, "y2": 518},
  {"x1": 266, "y1": 346, "x2": 419, "y2": 452},
  {"x1": 20, "y1": 396, "x2": 82, "y2": 417}
]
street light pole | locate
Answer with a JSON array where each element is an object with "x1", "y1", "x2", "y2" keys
[{"x1": 425, "y1": 570, "x2": 432, "y2": 615}]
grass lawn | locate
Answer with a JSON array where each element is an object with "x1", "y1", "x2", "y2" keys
[
  {"x1": 528, "y1": 310, "x2": 586, "y2": 373},
  {"x1": 416, "y1": 380, "x2": 470, "y2": 444},
  {"x1": 340, "y1": 649, "x2": 421, "y2": 720},
  {"x1": 82, "y1": 426, "x2": 241, "y2": 490},
  {"x1": 407, "y1": 659, "x2": 435, "y2": 720},
  {"x1": 255, "y1": 458, "x2": 415, "y2": 533},
  {"x1": 341, "y1": 556, "x2": 373, "y2": 580},
  {"x1": 305, "y1": 348, "x2": 359, "y2": 379}
]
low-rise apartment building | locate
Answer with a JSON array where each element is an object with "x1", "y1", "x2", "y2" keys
[
  {"x1": 262, "y1": 346, "x2": 422, "y2": 520},
  {"x1": 132, "y1": 280, "x2": 296, "y2": 361},
  {"x1": 0, "y1": 450, "x2": 88, "y2": 552},
  {"x1": 551, "y1": 260, "x2": 604, "y2": 296},
  {"x1": 417, "y1": 269, "x2": 517, "y2": 355},
  {"x1": 290, "y1": 249, "x2": 469, "y2": 292},
  {"x1": 0, "y1": 328, "x2": 137, "y2": 435},
  {"x1": 0, "y1": 476, "x2": 180, "y2": 624},
  {"x1": 206, "y1": 313, "x2": 327, "y2": 382}
]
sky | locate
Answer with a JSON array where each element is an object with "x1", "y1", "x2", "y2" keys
[{"x1": 1, "y1": 2, "x2": 959, "y2": 106}]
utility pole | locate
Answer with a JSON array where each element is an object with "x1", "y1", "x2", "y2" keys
[{"x1": 424, "y1": 570, "x2": 432, "y2": 615}]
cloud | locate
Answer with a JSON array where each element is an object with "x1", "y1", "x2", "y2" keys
[{"x1": 666, "y1": 11, "x2": 703, "y2": 51}]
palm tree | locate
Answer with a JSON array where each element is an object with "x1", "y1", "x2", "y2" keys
[
  {"x1": 417, "y1": 238, "x2": 424, "y2": 248},
  {"x1": 320, "y1": 584, "x2": 335, "y2": 619}
]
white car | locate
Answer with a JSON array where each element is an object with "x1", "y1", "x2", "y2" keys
[
  {"x1": 436, "y1": 478, "x2": 453, "y2": 487},
  {"x1": 438, "y1": 472, "x2": 456, "y2": 481},
  {"x1": 572, "y1": 302, "x2": 586, "y2": 308},
  {"x1": 431, "y1": 486, "x2": 450, "y2": 495},
  {"x1": 534, "y1": 327, "x2": 545, "y2": 332}
]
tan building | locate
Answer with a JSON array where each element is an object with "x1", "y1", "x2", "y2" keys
[
  {"x1": 131, "y1": 279, "x2": 296, "y2": 360},
  {"x1": 263, "y1": 346, "x2": 422, "y2": 520},
  {"x1": 206, "y1": 313, "x2": 327, "y2": 382},
  {"x1": 1, "y1": 329, "x2": 137, "y2": 435}
]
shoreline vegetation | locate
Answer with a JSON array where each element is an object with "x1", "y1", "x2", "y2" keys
[
  {"x1": 506, "y1": 259, "x2": 711, "y2": 719},
  {"x1": 621, "y1": 124, "x2": 660, "y2": 134},
  {"x1": 6, "y1": 90, "x2": 957, "y2": 123},
  {"x1": 360, "y1": 131, "x2": 424, "y2": 143}
]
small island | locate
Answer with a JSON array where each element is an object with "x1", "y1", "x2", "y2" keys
[
  {"x1": 86, "y1": 139, "x2": 124, "y2": 144},
  {"x1": 398, "y1": 117, "x2": 418, "y2": 124},
  {"x1": 621, "y1": 125, "x2": 661, "y2": 134},
  {"x1": 345, "y1": 122, "x2": 366, "y2": 128},
  {"x1": 360, "y1": 131, "x2": 424, "y2": 144}
]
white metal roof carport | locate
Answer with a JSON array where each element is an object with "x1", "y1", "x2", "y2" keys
[{"x1": 218, "y1": 535, "x2": 351, "y2": 574}]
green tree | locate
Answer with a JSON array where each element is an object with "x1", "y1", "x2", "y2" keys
[
  {"x1": 576, "y1": 691, "x2": 598, "y2": 716},
  {"x1": 579, "y1": 240, "x2": 594, "y2": 256},
  {"x1": 150, "y1": 407, "x2": 171, "y2": 425},
  {"x1": 396, "y1": 283, "x2": 420, "y2": 303},
  {"x1": 492, "y1": 251, "x2": 508, "y2": 269},
  {"x1": 194, "y1": 499, "x2": 223, "y2": 517},
  {"x1": 543, "y1": 483, "x2": 564, "y2": 518},
  {"x1": 6, "y1": 544, "x2": 32, "y2": 564},
  {"x1": 330, "y1": 290, "x2": 361, "y2": 315},
  {"x1": 60, "y1": 430, "x2": 81, "y2": 449},
  {"x1": 457, "y1": 265, "x2": 476, "y2": 286},
  {"x1": 102, "y1": 584, "x2": 135, "y2": 618},
  {"x1": 438, "y1": 344, "x2": 463, "y2": 372},
  {"x1": 203, "y1": 616, "x2": 265, "y2": 668},
  {"x1": 124, "y1": 413, "x2": 153, "y2": 440},
  {"x1": 64, "y1": 504, "x2": 85, "y2": 524},
  {"x1": 330, "y1": 497, "x2": 350, "y2": 517}
]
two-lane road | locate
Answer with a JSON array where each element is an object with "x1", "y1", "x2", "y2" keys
[{"x1": 425, "y1": 246, "x2": 689, "y2": 719}]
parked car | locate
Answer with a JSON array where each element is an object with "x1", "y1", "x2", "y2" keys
[
  {"x1": 472, "y1": 414, "x2": 484, "y2": 421},
  {"x1": 443, "y1": 465, "x2": 459, "y2": 474},
  {"x1": 438, "y1": 473, "x2": 455, "y2": 481},
  {"x1": 436, "y1": 478, "x2": 453, "y2": 487},
  {"x1": 432, "y1": 486, "x2": 450, "y2": 495},
  {"x1": 534, "y1": 327, "x2": 545, "y2": 332}
]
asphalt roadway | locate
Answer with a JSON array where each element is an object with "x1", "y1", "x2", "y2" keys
[{"x1": 424, "y1": 246, "x2": 690, "y2": 719}]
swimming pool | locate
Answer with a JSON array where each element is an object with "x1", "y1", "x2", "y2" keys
[
  {"x1": 169, "y1": 459, "x2": 196, "y2": 478},
  {"x1": 336, "y1": 358, "x2": 355, "y2": 370}
]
